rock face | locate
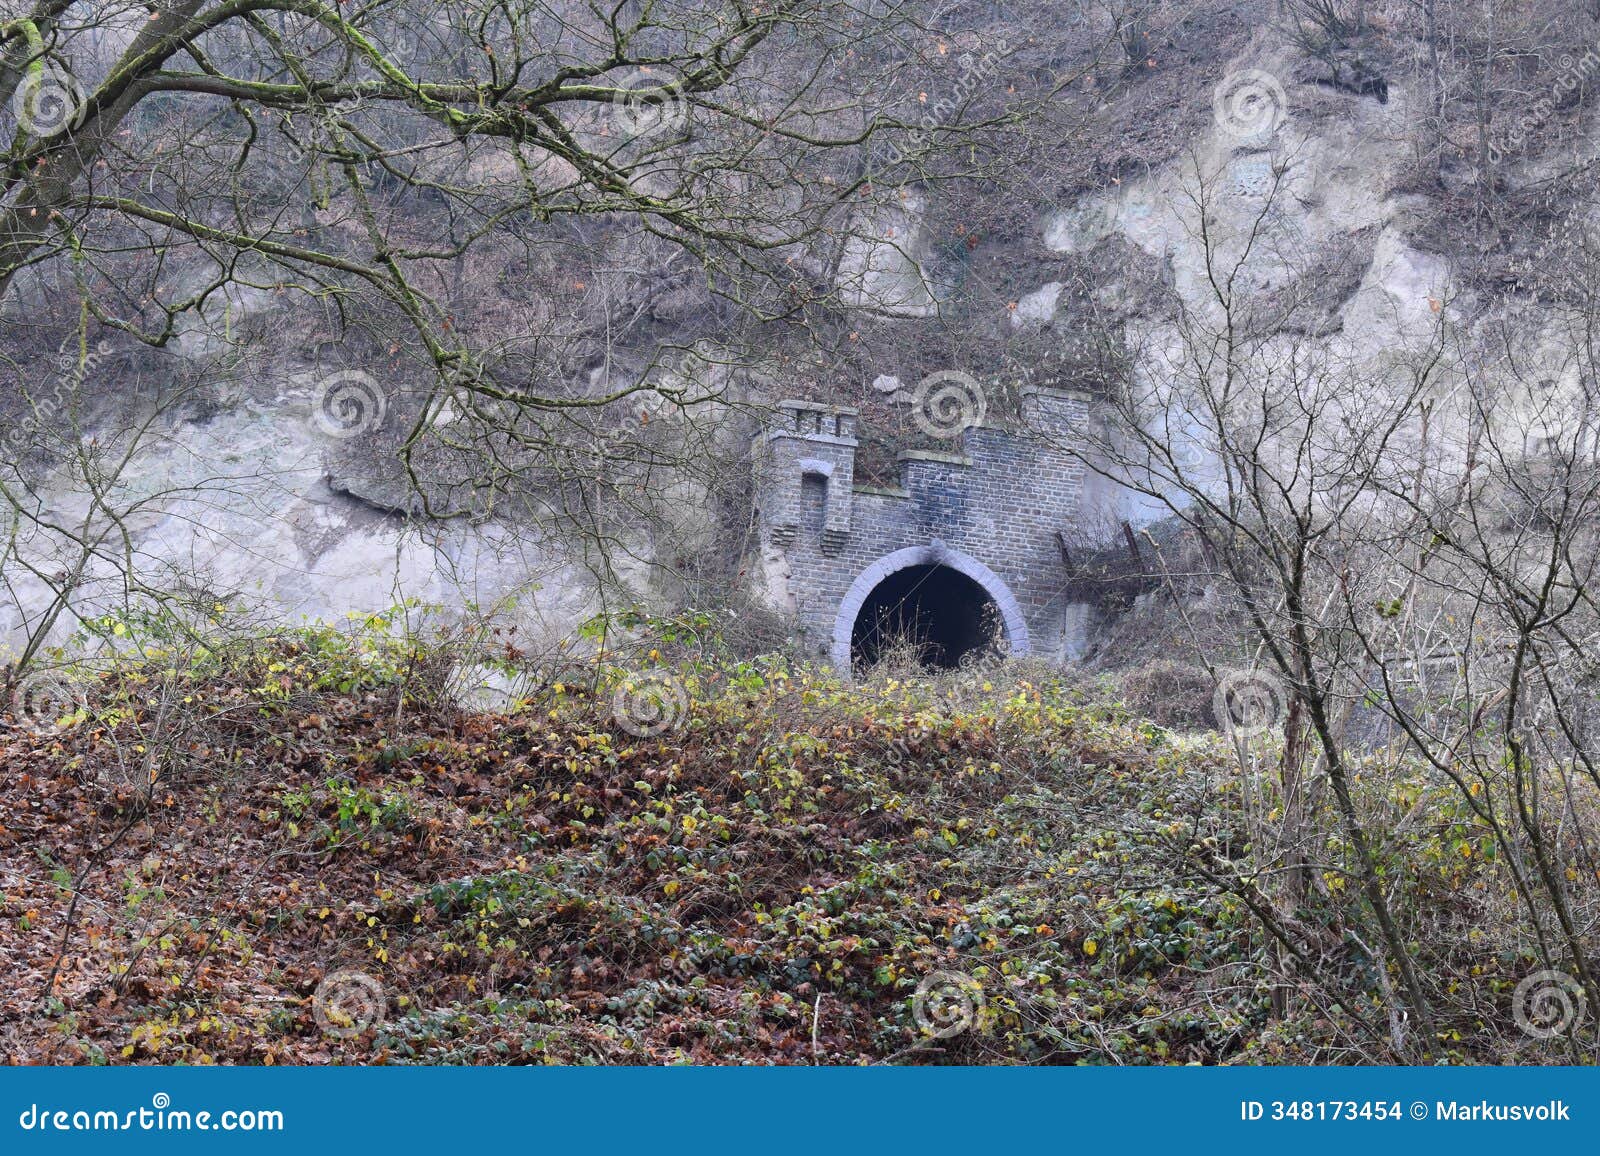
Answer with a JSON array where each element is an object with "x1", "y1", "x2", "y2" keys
[
  {"x1": 5, "y1": 29, "x2": 1593, "y2": 665},
  {"x1": 1024, "y1": 48, "x2": 1595, "y2": 531},
  {"x1": 0, "y1": 365, "x2": 593, "y2": 659},
  {"x1": 835, "y1": 190, "x2": 941, "y2": 317},
  {"x1": 1037, "y1": 51, "x2": 1448, "y2": 417}
]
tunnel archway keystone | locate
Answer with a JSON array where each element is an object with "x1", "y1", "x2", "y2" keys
[{"x1": 830, "y1": 541, "x2": 1030, "y2": 671}]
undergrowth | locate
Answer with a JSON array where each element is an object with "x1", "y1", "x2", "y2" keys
[{"x1": 0, "y1": 614, "x2": 1578, "y2": 1064}]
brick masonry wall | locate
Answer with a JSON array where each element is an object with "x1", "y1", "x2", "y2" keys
[{"x1": 755, "y1": 388, "x2": 1093, "y2": 668}]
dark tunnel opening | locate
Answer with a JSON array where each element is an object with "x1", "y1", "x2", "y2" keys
[{"x1": 850, "y1": 564, "x2": 1001, "y2": 671}]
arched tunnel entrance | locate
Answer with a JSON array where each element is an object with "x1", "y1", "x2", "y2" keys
[
  {"x1": 829, "y1": 543, "x2": 1031, "y2": 675},
  {"x1": 849, "y1": 563, "x2": 1000, "y2": 670}
]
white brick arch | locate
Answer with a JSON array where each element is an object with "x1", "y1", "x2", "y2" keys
[{"x1": 829, "y1": 540, "x2": 1031, "y2": 671}]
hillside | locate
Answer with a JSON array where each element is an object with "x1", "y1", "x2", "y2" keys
[{"x1": 0, "y1": 625, "x2": 1569, "y2": 1065}]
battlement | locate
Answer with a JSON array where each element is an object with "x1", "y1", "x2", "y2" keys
[{"x1": 770, "y1": 401, "x2": 859, "y2": 442}]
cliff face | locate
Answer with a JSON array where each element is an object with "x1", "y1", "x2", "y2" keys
[{"x1": 5, "y1": 4, "x2": 1597, "y2": 661}]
